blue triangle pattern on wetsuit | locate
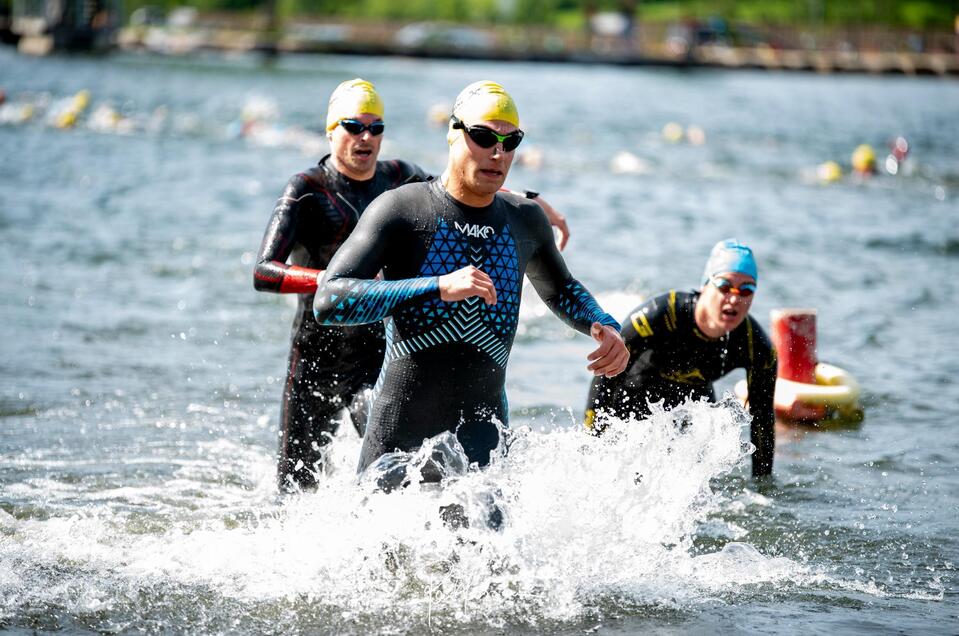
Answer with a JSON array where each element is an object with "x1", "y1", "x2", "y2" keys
[
  {"x1": 557, "y1": 280, "x2": 620, "y2": 329},
  {"x1": 400, "y1": 218, "x2": 466, "y2": 331},
  {"x1": 323, "y1": 277, "x2": 437, "y2": 325},
  {"x1": 385, "y1": 218, "x2": 520, "y2": 369},
  {"x1": 483, "y1": 223, "x2": 520, "y2": 333}
]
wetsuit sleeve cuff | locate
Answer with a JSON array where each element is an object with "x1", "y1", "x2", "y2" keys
[
  {"x1": 598, "y1": 313, "x2": 620, "y2": 330},
  {"x1": 277, "y1": 265, "x2": 323, "y2": 294}
]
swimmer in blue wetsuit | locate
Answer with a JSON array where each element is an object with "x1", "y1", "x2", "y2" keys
[
  {"x1": 313, "y1": 81, "x2": 629, "y2": 476},
  {"x1": 584, "y1": 239, "x2": 778, "y2": 476},
  {"x1": 254, "y1": 79, "x2": 572, "y2": 491}
]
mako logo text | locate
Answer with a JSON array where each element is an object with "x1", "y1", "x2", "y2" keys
[{"x1": 454, "y1": 222, "x2": 496, "y2": 239}]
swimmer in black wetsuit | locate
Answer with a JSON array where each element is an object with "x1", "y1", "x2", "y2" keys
[
  {"x1": 254, "y1": 79, "x2": 424, "y2": 491},
  {"x1": 254, "y1": 79, "x2": 573, "y2": 491},
  {"x1": 584, "y1": 239, "x2": 777, "y2": 476},
  {"x1": 313, "y1": 80, "x2": 629, "y2": 476}
]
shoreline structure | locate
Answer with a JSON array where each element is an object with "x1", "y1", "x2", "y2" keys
[{"x1": 15, "y1": 10, "x2": 959, "y2": 77}]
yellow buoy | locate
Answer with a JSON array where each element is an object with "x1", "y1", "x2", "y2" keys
[{"x1": 851, "y1": 144, "x2": 876, "y2": 174}]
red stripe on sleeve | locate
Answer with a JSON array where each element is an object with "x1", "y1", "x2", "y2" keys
[{"x1": 279, "y1": 265, "x2": 323, "y2": 293}]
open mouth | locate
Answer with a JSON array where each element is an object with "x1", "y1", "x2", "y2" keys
[
  {"x1": 479, "y1": 168, "x2": 503, "y2": 178},
  {"x1": 721, "y1": 307, "x2": 739, "y2": 319},
  {"x1": 353, "y1": 148, "x2": 373, "y2": 159}
]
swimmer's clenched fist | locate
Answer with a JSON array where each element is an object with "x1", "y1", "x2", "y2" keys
[
  {"x1": 587, "y1": 323, "x2": 629, "y2": 377},
  {"x1": 438, "y1": 265, "x2": 498, "y2": 305}
]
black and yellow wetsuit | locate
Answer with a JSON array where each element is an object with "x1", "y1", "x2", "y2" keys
[
  {"x1": 254, "y1": 155, "x2": 429, "y2": 490},
  {"x1": 314, "y1": 180, "x2": 618, "y2": 473},
  {"x1": 585, "y1": 290, "x2": 777, "y2": 476}
]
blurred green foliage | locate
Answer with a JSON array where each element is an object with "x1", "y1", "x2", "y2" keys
[{"x1": 118, "y1": 0, "x2": 959, "y2": 30}]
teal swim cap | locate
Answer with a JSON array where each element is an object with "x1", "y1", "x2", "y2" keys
[{"x1": 702, "y1": 239, "x2": 758, "y2": 285}]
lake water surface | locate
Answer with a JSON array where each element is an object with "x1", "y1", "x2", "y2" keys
[{"x1": 1, "y1": 47, "x2": 957, "y2": 633}]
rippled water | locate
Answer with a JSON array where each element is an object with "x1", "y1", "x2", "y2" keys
[{"x1": 1, "y1": 47, "x2": 957, "y2": 633}]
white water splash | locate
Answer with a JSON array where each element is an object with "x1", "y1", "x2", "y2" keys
[{"x1": 0, "y1": 399, "x2": 825, "y2": 630}]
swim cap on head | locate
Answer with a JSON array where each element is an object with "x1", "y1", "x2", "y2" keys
[
  {"x1": 702, "y1": 238, "x2": 758, "y2": 285},
  {"x1": 326, "y1": 78, "x2": 384, "y2": 131},
  {"x1": 451, "y1": 81, "x2": 520, "y2": 128}
]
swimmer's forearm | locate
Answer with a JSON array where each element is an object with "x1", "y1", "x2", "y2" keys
[
  {"x1": 748, "y1": 370, "x2": 777, "y2": 477},
  {"x1": 254, "y1": 187, "x2": 317, "y2": 293},
  {"x1": 313, "y1": 276, "x2": 440, "y2": 325},
  {"x1": 542, "y1": 279, "x2": 619, "y2": 336},
  {"x1": 525, "y1": 226, "x2": 611, "y2": 334},
  {"x1": 254, "y1": 262, "x2": 323, "y2": 294},
  {"x1": 530, "y1": 195, "x2": 569, "y2": 251},
  {"x1": 751, "y1": 414, "x2": 775, "y2": 476}
]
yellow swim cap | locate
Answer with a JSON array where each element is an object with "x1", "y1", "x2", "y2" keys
[
  {"x1": 325, "y1": 78, "x2": 384, "y2": 131},
  {"x1": 451, "y1": 81, "x2": 520, "y2": 128},
  {"x1": 56, "y1": 110, "x2": 77, "y2": 129},
  {"x1": 73, "y1": 90, "x2": 90, "y2": 112},
  {"x1": 851, "y1": 144, "x2": 876, "y2": 173}
]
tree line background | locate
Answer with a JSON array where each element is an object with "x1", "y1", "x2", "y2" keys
[{"x1": 119, "y1": 0, "x2": 957, "y2": 30}]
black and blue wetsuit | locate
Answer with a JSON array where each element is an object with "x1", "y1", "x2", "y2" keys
[
  {"x1": 584, "y1": 290, "x2": 777, "y2": 476},
  {"x1": 254, "y1": 155, "x2": 429, "y2": 490},
  {"x1": 313, "y1": 180, "x2": 618, "y2": 473}
]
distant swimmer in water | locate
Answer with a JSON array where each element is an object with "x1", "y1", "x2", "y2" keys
[
  {"x1": 254, "y1": 79, "x2": 573, "y2": 491},
  {"x1": 313, "y1": 80, "x2": 628, "y2": 482},
  {"x1": 584, "y1": 239, "x2": 777, "y2": 477}
]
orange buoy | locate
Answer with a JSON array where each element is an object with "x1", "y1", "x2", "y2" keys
[{"x1": 735, "y1": 308, "x2": 862, "y2": 424}]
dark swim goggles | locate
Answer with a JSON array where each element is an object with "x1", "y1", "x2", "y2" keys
[
  {"x1": 338, "y1": 119, "x2": 385, "y2": 136},
  {"x1": 711, "y1": 277, "x2": 757, "y2": 297},
  {"x1": 451, "y1": 115, "x2": 524, "y2": 152}
]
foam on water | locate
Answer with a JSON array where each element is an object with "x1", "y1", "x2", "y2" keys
[{"x1": 0, "y1": 399, "x2": 832, "y2": 631}]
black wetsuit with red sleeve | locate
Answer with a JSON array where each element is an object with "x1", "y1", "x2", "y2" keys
[
  {"x1": 584, "y1": 290, "x2": 777, "y2": 476},
  {"x1": 254, "y1": 154, "x2": 429, "y2": 490},
  {"x1": 313, "y1": 180, "x2": 619, "y2": 474}
]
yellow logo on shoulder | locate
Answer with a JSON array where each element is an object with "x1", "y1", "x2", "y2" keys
[{"x1": 630, "y1": 310, "x2": 654, "y2": 338}]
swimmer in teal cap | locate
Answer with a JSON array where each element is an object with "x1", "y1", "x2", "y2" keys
[
  {"x1": 585, "y1": 238, "x2": 778, "y2": 477},
  {"x1": 702, "y1": 238, "x2": 758, "y2": 284}
]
